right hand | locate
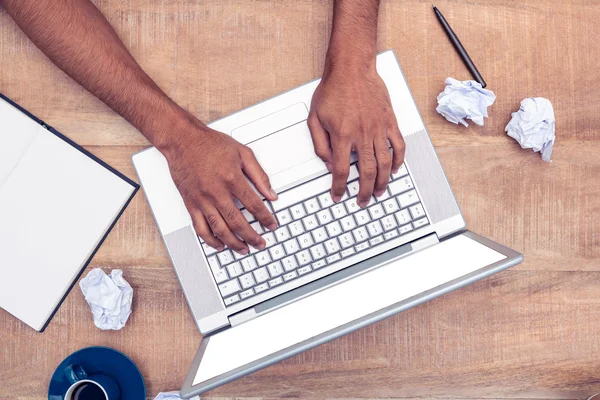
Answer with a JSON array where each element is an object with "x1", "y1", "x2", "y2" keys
[{"x1": 160, "y1": 120, "x2": 278, "y2": 255}]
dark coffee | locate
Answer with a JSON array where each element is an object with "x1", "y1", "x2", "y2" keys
[{"x1": 72, "y1": 382, "x2": 106, "y2": 400}]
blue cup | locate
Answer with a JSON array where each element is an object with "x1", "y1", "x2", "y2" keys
[{"x1": 63, "y1": 364, "x2": 121, "y2": 400}]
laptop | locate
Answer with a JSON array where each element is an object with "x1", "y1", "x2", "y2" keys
[
  {"x1": 132, "y1": 50, "x2": 523, "y2": 397},
  {"x1": 0, "y1": 93, "x2": 138, "y2": 331}
]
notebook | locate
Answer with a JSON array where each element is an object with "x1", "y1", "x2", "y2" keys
[{"x1": 0, "y1": 93, "x2": 138, "y2": 332}]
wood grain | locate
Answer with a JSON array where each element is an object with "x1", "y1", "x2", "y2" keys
[{"x1": 1, "y1": 0, "x2": 599, "y2": 399}]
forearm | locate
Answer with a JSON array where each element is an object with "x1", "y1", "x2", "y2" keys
[
  {"x1": 326, "y1": 0, "x2": 380, "y2": 73},
  {"x1": 2, "y1": 0, "x2": 192, "y2": 151}
]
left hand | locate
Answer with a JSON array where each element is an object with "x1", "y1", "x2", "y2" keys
[{"x1": 308, "y1": 63, "x2": 405, "y2": 208}]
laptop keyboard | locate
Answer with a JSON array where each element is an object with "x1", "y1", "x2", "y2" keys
[{"x1": 202, "y1": 163, "x2": 429, "y2": 307}]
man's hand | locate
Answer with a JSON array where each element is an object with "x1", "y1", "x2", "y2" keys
[
  {"x1": 309, "y1": 0, "x2": 405, "y2": 208},
  {"x1": 162, "y1": 120, "x2": 278, "y2": 254},
  {"x1": 309, "y1": 63, "x2": 404, "y2": 207}
]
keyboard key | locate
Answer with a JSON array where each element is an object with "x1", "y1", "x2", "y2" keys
[
  {"x1": 316, "y1": 208, "x2": 333, "y2": 225},
  {"x1": 384, "y1": 229, "x2": 399, "y2": 240},
  {"x1": 255, "y1": 251, "x2": 272, "y2": 266},
  {"x1": 355, "y1": 242, "x2": 370, "y2": 252},
  {"x1": 217, "y1": 250, "x2": 234, "y2": 266},
  {"x1": 234, "y1": 251, "x2": 246, "y2": 260},
  {"x1": 214, "y1": 268, "x2": 228, "y2": 284},
  {"x1": 269, "y1": 244, "x2": 285, "y2": 260},
  {"x1": 202, "y1": 243, "x2": 218, "y2": 256},
  {"x1": 218, "y1": 279, "x2": 241, "y2": 297},
  {"x1": 324, "y1": 238, "x2": 341, "y2": 254},
  {"x1": 413, "y1": 217, "x2": 429, "y2": 228},
  {"x1": 368, "y1": 203, "x2": 385, "y2": 220},
  {"x1": 344, "y1": 197, "x2": 360, "y2": 214},
  {"x1": 302, "y1": 214, "x2": 318, "y2": 230},
  {"x1": 290, "y1": 204, "x2": 306, "y2": 220},
  {"x1": 276, "y1": 209, "x2": 292, "y2": 225},
  {"x1": 283, "y1": 238, "x2": 300, "y2": 254},
  {"x1": 391, "y1": 164, "x2": 408, "y2": 180},
  {"x1": 269, "y1": 276, "x2": 284, "y2": 287},
  {"x1": 283, "y1": 271, "x2": 298, "y2": 281},
  {"x1": 262, "y1": 232, "x2": 276, "y2": 248},
  {"x1": 296, "y1": 250, "x2": 312, "y2": 266},
  {"x1": 352, "y1": 226, "x2": 369, "y2": 243},
  {"x1": 381, "y1": 215, "x2": 398, "y2": 231},
  {"x1": 312, "y1": 259, "x2": 327, "y2": 269},
  {"x1": 289, "y1": 221, "x2": 305, "y2": 236},
  {"x1": 226, "y1": 262, "x2": 243, "y2": 278},
  {"x1": 395, "y1": 209, "x2": 412, "y2": 225},
  {"x1": 250, "y1": 221, "x2": 264, "y2": 234},
  {"x1": 267, "y1": 261, "x2": 284, "y2": 277},
  {"x1": 309, "y1": 244, "x2": 326, "y2": 260},
  {"x1": 275, "y1": 226, "x2": 291, "y2": 243},
  {"x1": 409, "y1": 203, "x2": 426, "y2": 219},
  {"x1": 239, "y1": 273, "x2": 255, "y2": 289},
  {"x1": 375, "y1": 188, "x2": 391, "y2": 201},
  {"x1": 354, "y1": 210, "x2": 371, "y2": 226},
  {"x1": 326, "y1": 253, "x2": 341, "y2": 264},
  {"x1": 207, "y1": 256, "x2": 220, "y2": 273},
  {"x1": 303, "y1": 198, "x2": 320, "y2": 214},
  {"x1": 397, "y1": 189, "x2": 419, "y2": 208},
  {"x1": 241, "y1": 208, "x2": 256, "y2": 223},
  {"x1": 341, "y1": 248, "x2": 356, "y2": 258},
  {"x1": 399, "y1": 223, "x2": 413, "y2": 235},
  {"x1": 224, "y1": 294, "x2": 240, "y2": 306},
  {"x1": 389, "y1": 176, "x2": 414, "y2": 195},
  {"x1": 298, "y1": 233, "x2": 314, "y2": 249},
  {"x1": 325, "y1": 221, "x2": 342, "y2": 237},
  {"x1": 253, "y1": 267, "x2": 270, "y2": 283},
  {"x1": 311, "y1": 227, "x2": 328, "y2": 243},
  {"x1": 383, "y1": 198, "x2": 400, "y2": 214},
  {"x1": 282, "y1": 255, "x2": 298, "y2": 272},
  {"x1": 318, "y1": 192, "x2": 335, "y2": 208},
  {"x1": 240, "y1": 288, "x2": 254, "y2": 300},
  {"x1": 347, "y1": 180, "x2": 360, "y2": 197},
  {"x1": 369, "y1": 235, "x2": 384, "y2": 246},
  {"x1": 241, "y1": 256, "x2": 258, "y2": 272},
  {"x1": 367, "y1": 220, "x2": 383, "y2": 237},
  {"x1": 340, "y1": 216, "x2": 357, "y2": 232},
  {"x1": 331, "y1": 203, "x2": 347, "y2": 219},
  {"x1": 297, "y1": 265, "x2": 312, "y2": 275},
  {"x1": 339, "y1": 232, "x2": 355, "y2": 248},
  {"x1": 255, "y1": 283, "x2": 269, "y2": 293}
]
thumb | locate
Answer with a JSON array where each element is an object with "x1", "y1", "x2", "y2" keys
[
  {"x1": 307, "y1": 113, "x2": 333, "y2": 172},
  {"x1": 240, "y1": 147, "x2": 277, "y2": 201}
]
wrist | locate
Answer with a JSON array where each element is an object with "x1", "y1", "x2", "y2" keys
[{"x1": 324, "y1": 45, "x2": 377, "y2": 79}]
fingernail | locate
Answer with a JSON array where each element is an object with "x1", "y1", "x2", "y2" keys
[
  {"x1": 358, "y1": 200, "x2": 368, "y2": 208},
  {"x1": 331, "y1": 192, "x2": 342, "y2": 203},
  {"x1": 256, "y1": 242, "x2": 266, "y2": 251},
  {"x1": 239, "y1": 248, "x2": 249, "y2": 255},
  {"x1": 217, "y1": 245, "x2": 225, "y2": 252},
  {"x1": 374, "y1": 190, "x2": 385, "y2": 198},
  {"x1": 392, "y1": 168, "x2": 399, "y2": 174},
  {"x1": 267, "y1": 223, "x2": 278, "y2": 231},
  {"x1": 325, "y1": 162, "x2": 333, "y2": 172},
  {"x1": 269, "y1": 189, "x2": 278, "y2": 199}
]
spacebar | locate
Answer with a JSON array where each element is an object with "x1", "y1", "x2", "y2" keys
[{"x1": 270, "y1": 164, "x2": 359, "y2": 211}]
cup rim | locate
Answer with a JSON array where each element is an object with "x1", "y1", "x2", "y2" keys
[{"x1": 65, "y1": 379, "x2": 108, "y2": 400}]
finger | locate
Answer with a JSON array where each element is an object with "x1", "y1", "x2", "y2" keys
[
  {"x1": 330, "y1": 138, "x2": 352, "y2": 202},
  {"x1": 357, "y1": 141, "x2": 377, "y2": 208},
  {"x1": 203, "y1": 204, "x2": 249, "y2": 255},
  {"x1": 190, "y1": 208, "x2": 224, "y2": 251},
  {"x1": 387, "y1": 125, "x2": 406, "y2": 174},
  {"x1": 373, "y1": 133, "x2": 393, "y2": 197},
  {"x1": 217, "y1": 197, "x2": 267, "y2": 251},
  {"x1": 240, "y1": 147, "x2": 278, "y2": 201},
  {"x1": 234, "y1": 178, "x2": 278, "y2": 233},
  {"x1": 307, "y1": 113, "x2": 333, "y2": 171}
]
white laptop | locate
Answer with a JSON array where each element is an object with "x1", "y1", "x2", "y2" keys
[
  {"x1": 0, "y1": 94, "x2": 138, "y2": 331},
  {"x1": 132, "y1": 50, "x2": 523, "y2": 397}
]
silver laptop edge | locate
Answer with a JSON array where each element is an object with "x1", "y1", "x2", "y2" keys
[{"x1": 180, "y1": 231, "x2": 522, "y2": 397}]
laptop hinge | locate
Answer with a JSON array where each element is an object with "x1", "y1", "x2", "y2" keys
[{"x1": 229, "y1": 308, "x2": 257, "y2": 327}]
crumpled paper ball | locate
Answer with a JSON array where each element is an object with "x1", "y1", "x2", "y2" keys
[
  {"x1": 436, "y1": 77, "x2": 496, "y2": 127},
  {"x1": 79, "y1": 268, "x2": 133, "y2": 330},
  {"x1": 154, "y1": 392, "x2": 183, "y2": 400},
  {"x1": 505, "y1": 97, "x2": 555, "y2": 162}
]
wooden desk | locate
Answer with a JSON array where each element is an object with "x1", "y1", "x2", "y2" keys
[{"x1": 1, "y1": 0, "x2": 599, "y2": 399}]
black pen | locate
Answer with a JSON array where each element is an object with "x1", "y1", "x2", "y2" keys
[{"x1": 433, "y1": 5, "x2": 487, "y2": 88}]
